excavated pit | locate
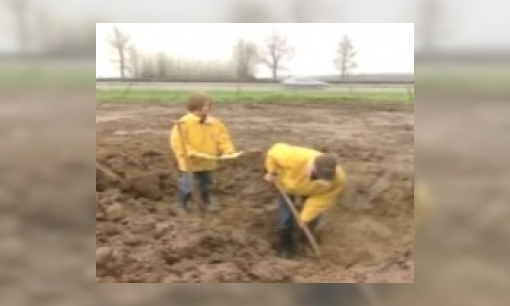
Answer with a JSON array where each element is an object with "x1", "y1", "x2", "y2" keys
[{"x1": 96, "y1": 102, "x2": 414, "y2": 283}]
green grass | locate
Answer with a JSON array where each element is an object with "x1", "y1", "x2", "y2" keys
[
  {"x1": 416, "y1": 65, "x2": 510, "y2": 92},
  {"x1": 96, "y1": 89, "x2": 414, "y2": 104},
  {"x1": 0, "y1": 68, "x2": 95, "y2": 88}
]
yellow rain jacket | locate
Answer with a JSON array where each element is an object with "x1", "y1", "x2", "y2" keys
[
  {"x1": 266, "y1": 143, "x2": 347, "y2": 223},
  {"x1": 170, "y1": 113, "x2": 235, "y2": 172},
  {"x1": 414, "y1": 183, "x2": 430, "y2": 228}
]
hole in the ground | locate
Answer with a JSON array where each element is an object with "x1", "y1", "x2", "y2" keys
[{"x1": 97, "y1": 143, "x2": 413, "y2": 281}]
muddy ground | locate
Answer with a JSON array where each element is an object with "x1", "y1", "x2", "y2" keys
[{"x1": 96, "y1": 102, "x2": 414, "y2": 283}]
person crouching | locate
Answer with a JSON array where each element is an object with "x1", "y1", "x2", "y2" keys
[{"x1": 264, "y1": 143, "x2": 347, "y2": 258}]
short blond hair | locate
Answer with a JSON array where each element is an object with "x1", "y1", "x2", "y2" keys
[{"x1": 187, "y1": 92, "x2": 211, "y2": 112}]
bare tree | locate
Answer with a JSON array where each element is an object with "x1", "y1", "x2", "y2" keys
[
  {"x1": 290, "y1": 0, "x2": 310, "y2": 22},
  {"x1": 260, "y1": 26, "x2": 295, "y2": 81},
  {"x1": 29, "y1": 7, "x2": 96, "y2": 57},
  {"x1": 418, "y1": 0, "x2": 444, "y2": 52},
  {"x1": 139, "y1": 56, "x2": 156, "y2": 79},
  {"x1": 108, "y1": 25, "x2": 131, "y2": 78},
  {"x1": 233, "y1": 39, "x2": 259, "y2": 80},
  {"x1": 131, "y1": 51, "x2": 237, "y2": 81},
  {"x1": 334, "y1": 34, "x2": 357, "y2": 80},
  {"x1": 83, "y1": 22, "x2": 96, "y2": 57},
  {"x1": 290, "y1": 0, "x2": 334, "y2": 22},
  {"x1": 82, "y1": 17, "x2": 105, "y2": 57},
  {"x1": 128, "y1": 45, "x2": 140, "y2": 77},
  {"x1": 227, "y1": 0, "x2": 274, "y2": 23},
  {"x1": 4, "y1": 0, "x2": 33, "y2": 54},
  {"x1": 155, "y1": 52, "x2": 170, "y2": 78},
  {"x1": 33, "y1": 6, "x2": 54, "y2": 52}
]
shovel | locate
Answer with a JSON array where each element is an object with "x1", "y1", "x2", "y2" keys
[
  {"x1": 276, "y1": 181, "x2": 386, "y2": 306},
  {"x1": 274, "y1": 181, "x2": 322, "y2": 258},
  {"x1": 190, "y1": 151, "x2": 244, "y2": 160}
]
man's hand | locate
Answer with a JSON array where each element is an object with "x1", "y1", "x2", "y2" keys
[{"x1": 264, "y1": 173, "x2": 276, "y2": 183}]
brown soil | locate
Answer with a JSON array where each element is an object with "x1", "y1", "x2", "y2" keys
[{"x1": 96, "y1": 102, "x2": 414, "y2": 283}]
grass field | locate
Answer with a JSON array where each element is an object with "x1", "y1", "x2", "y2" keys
[
  {"x1": 415, "y1": 64, "x2": 510, "y2": 92},
  {"x1": 0, "y1": 68, "x2": 94, "y2": 88},
  {"x1": 96, "y1": 89, "x2": 414, "y2": 104}
]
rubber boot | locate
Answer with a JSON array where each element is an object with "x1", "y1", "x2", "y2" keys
[
  {"x1": 298, "y1": 223, "x2": 322, "y2": 256},
  {"x1": 308, "y1": 227, "x2": 323, "y2": 245},
  {"x1": 201, "y1": 190, "x2": 217, "y2": 212},
  {"x1": 176, "y1": 192, "x2": 191, "y2": 216},
  {"x1": 279, "y1": 228, "x2": 294, "y2": 259},
  {"x1": 313, "y1": 230, "x2": 323, "y2": 245},
  {"x1": 308, "y1": 218, "x2": 323, "y2": 245},
  {"x1": 297, "y1": 230, "x2": 314, "y2": 256}
]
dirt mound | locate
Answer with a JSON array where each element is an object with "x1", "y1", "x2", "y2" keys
[
  {"x1": 96, "y1": 103, "x2": 414, "y2": 282},
  {"x1": 96, "y1": 193, "x2": 298, "y2": 282}
]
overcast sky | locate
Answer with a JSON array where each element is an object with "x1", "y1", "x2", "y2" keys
[
  {"x1": 96, "y1": 23, "x2": 414, "y2": 77},
  {"x1": 2, "y1": 0, "x2": 510, "y2": 56}
]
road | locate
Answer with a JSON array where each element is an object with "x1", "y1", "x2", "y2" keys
[{"x1": 96, "y1": 82, "x2": 413, "y2": 92}]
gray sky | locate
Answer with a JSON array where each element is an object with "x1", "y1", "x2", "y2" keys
[
  {"x1": 2, "y1": 0, "x2": 510, "y2": 52},
  {"x1": 96, "y1": 23, "x2": 414, "y2": 77}
]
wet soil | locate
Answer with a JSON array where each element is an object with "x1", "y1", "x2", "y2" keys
[{"x1": 96, "y1": 102, "x2": 414, "y2": 283}]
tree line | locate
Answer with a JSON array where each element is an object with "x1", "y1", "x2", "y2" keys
[
  {"x1": 108, "y1": 25, "x2": 358, "y2": 81},
  {"x1": 3, "y1": 0, "x2": 442, "y2": 58},
  {"x1": 3, "y1": 0, "x2": 96, "y2": 57}
]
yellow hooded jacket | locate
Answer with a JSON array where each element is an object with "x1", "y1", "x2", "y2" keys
[
  {"x1": 266, "y1": 143, "x2": 347, "y2": 223},
  {"x1": 415, "y1": 183, "x2": 430, "y2": 228},
  {"x1": 170, "y1": 113, "x2": 235, "y2": 172}
]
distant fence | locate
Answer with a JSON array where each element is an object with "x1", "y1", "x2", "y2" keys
[
  {"x1": 96, "y1": 75, "x2": 414, "y2": 85},
  {"x1": 96, "y1": 80, "x2": 415, "y2": 102},
  {"x1": 96, "y1": 81, "x2": 414, "y2": 92}
]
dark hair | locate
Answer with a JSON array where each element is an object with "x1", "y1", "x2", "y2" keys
[{"x1": 187, "y1": 92, "x2": 211, "y2": 112}]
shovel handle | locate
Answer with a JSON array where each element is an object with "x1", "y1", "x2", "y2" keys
[{"x1": 274, "y1": 182, "x2": 321, "y2": 258}]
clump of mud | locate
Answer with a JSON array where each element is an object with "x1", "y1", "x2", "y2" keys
[{"x1": 96, "y1": 190, "x2": 299, "y2": 282}]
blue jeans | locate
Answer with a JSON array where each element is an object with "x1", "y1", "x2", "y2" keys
[
  {"x1": 177, "y1": 171, "x2": 212, "y2": 209},
  {"x1": 278, "y1": 194, "x2": 320, "y2": 230}
]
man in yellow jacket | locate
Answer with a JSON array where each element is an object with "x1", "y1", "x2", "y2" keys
[
  {"x1": 264, "y1": 143, "x2": 347, "y2": 258},
  {"x1": 170, "y1": 92, "x2": 236, "y2": 215}
]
